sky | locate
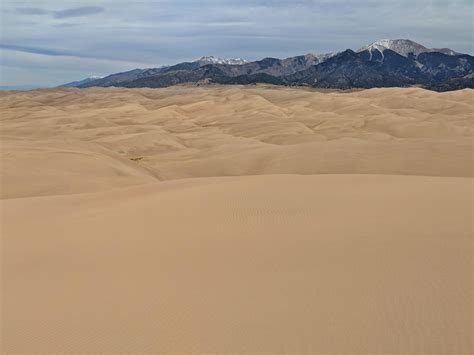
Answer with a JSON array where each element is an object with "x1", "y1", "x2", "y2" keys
[{"x1": 1, "y1": 0, "x2": 473, "y2": 88}]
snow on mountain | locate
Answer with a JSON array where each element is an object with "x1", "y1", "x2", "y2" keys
[
  {"x1": 196, "y1": 56, "x2": 249, "y2": 65},
  {"x1": 432, "y1": 48, "x2": 461, "y2": 56},
  {"x1": 358, "y1": 39, "x2": 460, "y2": 57},
  {"x1": 309, "y1": 52, "x2": 338, "y2": 63}
]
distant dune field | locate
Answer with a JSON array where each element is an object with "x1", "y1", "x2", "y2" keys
[{"x1": 1, "y1": 86, "x2": 472, "y2": 353}]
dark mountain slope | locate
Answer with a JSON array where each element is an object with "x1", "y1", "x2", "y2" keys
[
  {"x1": 425, "y1": 74, "x2": 474, "y2": 91},
  {"x1": 416, "y1": 52, "x2": 474, "y2": 81},
  {"x1": 120, "y1": 63, "x2": 289, "y2": 88},
  {"x1": 80, "y1": 68, "x2": 156, "y2": 88},
  {"x1": 284, "y1": 49, "x2": 426, "y2": 89},
  {"x1": 187, "y1": 53, "x2": 334, "y2": 78},
  {"x1": 121, "y1": 65, "x2": 227, "y2": 88}
]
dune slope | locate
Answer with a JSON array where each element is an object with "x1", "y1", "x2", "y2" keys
[
  {"x1": 2, "y1": 174, "x2": 472, "y2": 353},
  {"x1": 1, "y1": 86, "x2": 473, "y2": 353}
]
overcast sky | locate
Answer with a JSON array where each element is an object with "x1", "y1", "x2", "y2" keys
[{"x1": 1, "y1": 0, "x2": 472, "y2": 88}]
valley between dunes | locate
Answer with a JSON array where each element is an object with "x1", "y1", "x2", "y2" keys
[{"x1": 1, "y1": 86, "x2": 473, "y2": 353}]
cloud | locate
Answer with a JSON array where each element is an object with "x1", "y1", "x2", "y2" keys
[
  {"x1": 53, "y1": 6, "x2": 105, "y2": 19},
  {"x1": 0, "y1": 44, "x2": 65, "y2": 56},
  {"x1": 15, "y1": 5, "x2": 105, "y2": 19},
  {"x1": 15, "y1": 7, "x2": 50, "y2": 15}
]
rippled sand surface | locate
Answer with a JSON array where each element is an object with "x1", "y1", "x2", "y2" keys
[{"x1": 1, "y1": 86, "x2": 472, "y2": 353}]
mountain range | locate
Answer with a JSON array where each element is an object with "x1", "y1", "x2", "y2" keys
[{"x1": 63, "y1": 39, "x2": 474, "y2": 91}]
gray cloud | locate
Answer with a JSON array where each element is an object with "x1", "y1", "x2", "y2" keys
[
  {"x1": 0, "y1": 44, "x2": 66, "y2": 56},
  {"x1": 15, "y1": 7, "x2": 50, "y2": 15},
  {"x1": 53, "y1": 6, "x2": 105, "y2": 19}
]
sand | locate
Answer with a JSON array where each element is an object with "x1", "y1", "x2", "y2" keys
[
  {"x1": 1, "y1": 86, "x2": 472, "y2": 199},
  {"x1": 1, "y1": 86, "x2": 473, "y2": 353}
]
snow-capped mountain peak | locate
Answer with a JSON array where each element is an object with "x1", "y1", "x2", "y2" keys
[
  {"x1": 196, "y1": 56, "x2": 249, "y2": 65},
  {"x1": 358, "y1": 39, "x2": 429, "y2": 57},
  {"x1": 358, "y1": 39, "x2": 459, "y2": 57}
]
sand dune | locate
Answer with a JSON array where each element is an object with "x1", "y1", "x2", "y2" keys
[
  {"x1": 1, "y1": 86, "x2": 472, "y2": 198},
  {"x1": 1, "y1": 86, "x2": 473, "y2": 353},
  {"x1": 2, "y1": 175, "x2": 472, "y2": 353}
]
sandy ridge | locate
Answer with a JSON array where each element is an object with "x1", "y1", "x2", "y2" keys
[{"x1": 1, "y1": 86, "x2": 473, "y2": 198}]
